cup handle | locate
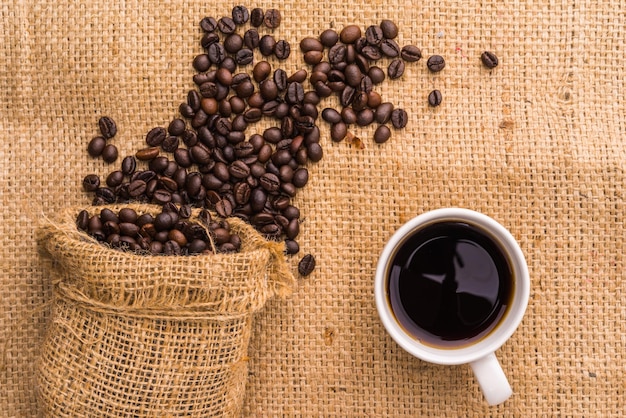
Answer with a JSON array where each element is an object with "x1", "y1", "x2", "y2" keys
[{"x1": 469, "y1": 352, "x2": 513, "y2": 406}]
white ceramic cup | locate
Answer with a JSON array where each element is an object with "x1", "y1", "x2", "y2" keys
[{"x1": 374, "y1": 208, "x2": 530, "y2": 406}]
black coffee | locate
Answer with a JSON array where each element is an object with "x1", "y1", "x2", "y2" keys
[{"x1": 387, "y1": 221, "x2": 513, "y2": 348}]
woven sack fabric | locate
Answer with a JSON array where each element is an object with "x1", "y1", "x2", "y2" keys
[
  {"x1": 35, "y1": 204, "x2": 294, "y2": 416},
  {"x1": 1, "y1": 0, "x2": 626, "y2": 416}
]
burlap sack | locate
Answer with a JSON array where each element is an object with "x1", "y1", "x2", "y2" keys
[{"x1": 35, "y1": 204, "x2": 294, "y2": 417}]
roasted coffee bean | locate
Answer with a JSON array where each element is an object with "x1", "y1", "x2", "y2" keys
[
  {"x1": 273, "y1": 68, "x2": 288, "y2": 90},
  {"x1": 106, "y1": 170, "x2": 124, "y2": 188},
  {"x1": 374, "y1": 125, "x2": 391, "y2": 143},
  {"x1": 259, "y1": 34, "x2": 276, "y2": 56},
  {"x1": 250, "y1": 7, "x2": 264, "y2": 26},
  {"x1": 83, "y1": 174, "x2": 100, "y2": 192},
  {"x1": 98, "y1": 116, "x2": 117, "y2": 139},
  {"x1": 231, "y1": 5, "x2": 249, "y2": 24},
  {"x1": 87, "y1": 136, "x2": 106, "y2": 157},
  {"x1": 216, "y1": 68, "x2": 233, "y2": 86},
  {"x1": 341, "y1": 107, "x2": 358, "y2": 124},
  {"x1": 351, "y1": 91, "x2": 369, "y2": 111},
  {"x1": 367, "y1": 91, "x2": 382, "y2": 108},
  {"x1": 207, "y1": 43, "x2": 226, "y2": 64},
  {"x1": 401, "y1": 45, "x2": 422, "y2": 62},
  {"x1": 303, "y1": 50, "x2": 324, "y2": 65},
  {"x1": 128, "y1": 179, "x2": 147, "y2": 197},
  {"x1": 481, "y1": 51, "x2": 499, "y2": 69},
  {"x1": 162, "y1": 136, "x2": 179, "y2": 153},
  {"x1": 135, "y1": 146, "x2": 159, "y2": 161},
  {"x1": 95, "y1": 187, "x2": 116, "y2": 203},
  {"x1": 243, "y1": 28, "x2": 260, "y2": 50},
  {"x1": 361, "y1": 45, "x2": 382, "y2": 61},
  {"x1": 375, "y1": 102, "x2": 394, "y2": 124},
  {"x1": 340, "y1": 85, "x2": 355, "y2": 107},
  {"x1": 330, "y1": 122, "x2": 347, "y2": 142},
  {"x1": 365, "y1": 25, "x2": 384, "y2": 45},
  {"x1": 344, "y1": 64, "x2": 363, "y2": 87},
  {"x1": 319, "y1": 29, "x2": 339, "y2": 47},
  {"x1": 215, "y1": 198, "x2": 233, "y2": 217},
  {"x1": 260, "y1": 79, "x2": 279, "y2": 100},
  {"x1": 286, "y1": 82, "x2": 304, "y2": 104},
  {"x1": 274, "y1": 40, "x2": 291, "y2": 60},
  {"x1": 322, "y1": 108, "x2": 342, "y2": 124},
  {"x1": 298, "y1": 253, "x2": 316, "y2": 276},
  {"x1": 366, "y1": 66, "x2": 384, "y2": 84},
  {"x1": 427, "y1": 54, "x2": 446, "y2": 72},
  {"x1": 192, "y1": 54, "x2": 211, "y2": 72},
  {"x1": 264, "y1": 9, "x2": 281, "y2": 28},
  {"x1": 292, "y1": 168, "x2": 309, "y2": 188},
  {"x1": 200, "y1": 16, "x2": 218, "y2": 32},
  {"x1": 235, "y1": 48, "x2": 253, "y2": 66},
  {"x1": 428, "y1": 89, "x2": 443, "y2": 107},
  {"x1": 121, "y1": 156, "x2": 137, "y2": 175},
  {"x1": 224, "y1": 33, "x2": 244, "y2": 54},
  {"x1": 253, "y1": 61, "x2": 271, "y2": 82},
  {"x1": 217, "y1": 17, "x2": 236, "y2": 34},
  {"x1": 146, "y1": 127, "x2": 167, "y2": 147},
  {"x1": 391, "y1": 108, "x2": 408, "y2": 129},
  {"x1": 307, "y1": 142, "x2": 323, "y2": 162},
  {"x1": 356, "y1": 109, "x2": 374, "y2": 126},
  {"x1": 102, "y1": 144, "x2": 118, "y2": 163},
  {"x1": 380, "y1": 19, "x2": 398, "y2": 39},
  {"x1": 340, "y1": 25, "x2": 361, "y2": 44},
  {"x1": 381, "y1": 39, "x2": 401, "y2": 57},
  {"x1": 300, "y1": 37, "x2": 324, "y2": 53},
  {"x1": 285, "y1": 239, "x2": 300, "y2": 255},
  {"x1": 387, "y1": 59, "x2": 405, "y2": 79},
  {"x1": 200, "y1": 32, "x2": 220, "y2": 49}
]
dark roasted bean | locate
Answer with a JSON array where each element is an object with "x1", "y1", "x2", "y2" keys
[
  {"x1": 427, "y1": 54, "x2": 446, "y2": 72},
  {"x1": 428, "y1": 89, "x2": 443, "y2": 107},
  {"x1": 401, "y1": 45, "x2": 422, "y2": 62},
  {"x1": 83, "y1": 174, "x2": 100, "y2": 192},
  {"x1": 87, "y1": 136, "x2": 106, "y2": 157},
  {"x1": 263, "y1": 9, "x2": 281, "y2": 28},
  {"x1": 481, "y1": 51, "x2": 499, "y2": 69},
  {"x1": 98, "y1": 116, "x2": 117, "y2": 139},
  {"x1": 298, "y1": 253, "x2": 316, "y2": 276}
]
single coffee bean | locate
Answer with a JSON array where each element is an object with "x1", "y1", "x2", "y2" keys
[
  {"x1": 253, "y1": 61, "x2": 271, "y2": 82},
  {"x1": 216, "y1": 67, "x2": 233, "y2": 86},
  {"x1": 215, "y1": 198, "x2": 233, "y2": 217},
  {"x1": 356, "y1": 109, "x2": 374, "y2": 126},
  {"x1": 128, "y1": 179, "x2": 147, "y2": 197},
  {"x1": 231, "y1": 5, "x2": 249, "y2": 24},
  {"x1": 341, "y1": 107, "x2": 358, "y2": 124},
  {"x1": 292, "y1": 168, "x2": 309, "y2": 188},
  {"x1": 102, "y1": 144, "x2": 118, "y2": 163},
  {"x1": 106, "y1": 170, "x2": 124, "y2": 187},
  {"x1": 83, "y1": 174, "x2": 100, "y2": 192},
  {"x1": 145, "y1": 127, "x2": 167, "y2": 147},
  {"x1": 250, "y1": 7, "x2": 264, "y2": 27},
  {"x1": 192, "y1": 54, "x2": 211, "y2": 72},
  {"x1": 380, "y1": 39, "x2": 401, "y2": 57},
  {"x1": 367, "y1": 91, "x2": 382, "y2": 108},
  {"x1": 87, "y1": 136, "x2": 106, "y2": 157},
  {"x1": 401, "y1": 45, "x2": 422, "y2": 62},
  {"x1": 235, "y1": 48, "x2": 254, "y2": 65},
  {"x1": 319, "y1": 29, "x2": 339, "y2": 47},
  {"x1": 481, "y1": 51, "x2": 499, "y2": 69},
  {"x1": 273, "y1": 68, "x2": 288, "y2": 90},
  {"x1": 207, "y1": 43, "x2": 226, "y2": 64},
  {"x1": 344, "y1": 64, "x2": 363, "y2": 87},
  {"x1": 365, "y1": 25, "x2": 384, "y2": 45},
  {"x1": 328, "y1": 43, "x2": 347, "y2": 64},
  {"x1": 98, "y1": 116, "x2": 117, "y2": 139},
  {"x1": 285, "y1": 239, "x2": 299, "y2": 255},
  {"x1": 264, "y1": 9, "x2": 281, "y2": 28},
  {"x1": 298, "y1": 253, "x2": 316, "y2": 276},
  {"x1": 260, "y1": 79, "x2": 279, "y2": 100},
  {"x1": 374, "y1": 125, "x2": 391, "y2": 143},
  {"x1": 428, "y1": 89, "x2": 443, "y2": 107},
  {"x1": 286, "y1": 82, "x2": 304, "y2": 104},
  {"x1": 340, "y1": 25, "x2": 362, "y2": 44},
  {"x1": 136, "y1": 147, "x2": 160, "y2": 161},
  {"x1": 238, "y1": 30, "x2": 256, "y2": 51},
  {"x1": 224, "y1": 33, "x2": 244, "y2": 54},
  {"x1": 307, "y1": 142, "x2": 323, "y2": 162},
  {"x1": 387, "y1": 59, "x2": 405, "y2": 79},
  {"x1": 217, "y1": 17, "x2": 236, "y2": 34},
  {"x1": 259, "y1": 34, "x2": 276, "y2": 56},
  {"x1": 200, "y1": 16, "x2": 218, "y2": 32},
  {"x1": 391, "y1": 108, "x2": 408, "y2": 129},
  {"x1": 380, "y1": 19, "x2": 398, "y2": 39},
  {"x1": 300, "y1": 37, "x2": 324, "y2": 53},
  {"x1": 274, "y1": 40, "x2": 291, "y2": 60},
  {"x1": 361, "y1": 45, "x2": 382, "y2": 61},
  {"x1": 322, "y1": 108, "x2": 342, "y2": 124},
  {"x1": 168, "y1": 118, "x2": 186, "y2": 136},
  {"x1": 200, "y1": 32, "x2": 220, "y2": 49},
  {"x1": 375, "y1": 102, "x2": 394, "y2": 124},
  {"x1": 427, "y1": 55, "x2": 446, "y2": 72},
  {"x1": 162, "y1": 135, "x2": 179, "y2": 153},
  {"x1": 303, "y1": 50, "x2": 324, "y2": 65},
  {"x1": 121, "y1": 156, "x2": 137, "y2": 175}
]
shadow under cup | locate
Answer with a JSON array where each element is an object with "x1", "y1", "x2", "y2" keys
[{"x1": 375, "y1": 208, "x2": 529, "y2": 366}]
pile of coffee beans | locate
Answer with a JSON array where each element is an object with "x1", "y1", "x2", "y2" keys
[
  {"x1": 299, "y1": 21, "x2": 421, "y2": 144},
  {"x1": 80, "y1": 6, "x2": 501, "y2": 271},
  {"x1": 76, "y1": 205, "x2": 241, "y2": 255}
]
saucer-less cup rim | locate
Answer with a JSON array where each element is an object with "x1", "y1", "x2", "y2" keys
[{"x1": 374, "y1": 208, "x2": 530, "y2": 405}]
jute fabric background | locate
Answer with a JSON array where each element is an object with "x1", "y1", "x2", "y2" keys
[{"x1": 1, "y1": 0, "x2": 625, "y2": 416}]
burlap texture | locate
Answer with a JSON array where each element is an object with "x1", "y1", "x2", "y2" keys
[
  {"x1": 1, "y1": 0, "x2": 625, "y2": 416},
  {"x1": 35, "y1": 204, "x2": 293, "y2": 416}
]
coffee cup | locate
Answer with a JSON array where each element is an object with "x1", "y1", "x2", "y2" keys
[{"x1": 374, "y1": 208, "x2": 530, "y2": 405}]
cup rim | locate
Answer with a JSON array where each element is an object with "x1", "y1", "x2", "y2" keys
[{"x1": 374, "y1": 208, "x2": 530, "y2": 365}]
